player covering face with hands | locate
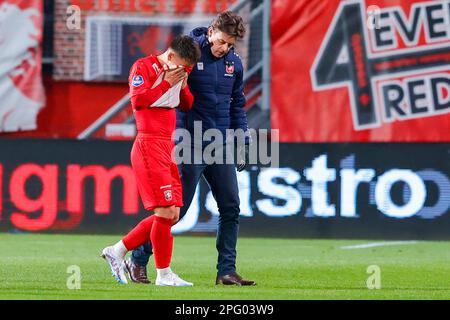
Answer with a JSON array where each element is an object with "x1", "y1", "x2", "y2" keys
[{"x1": 101, "y1": 35, "x2": 201, "y2": 286}]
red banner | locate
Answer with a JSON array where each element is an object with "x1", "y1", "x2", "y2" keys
[
  {"x1": 0, "y1": 0, "x2": 45, "y2": 132},
  {"x1": 70, "y1": 0, "x2": 236, "y2": 14},
  {"x1": 271, "y1": 0, "x2": 450, "y2": 142}
]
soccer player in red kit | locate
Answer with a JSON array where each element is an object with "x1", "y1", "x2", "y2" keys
[{"x1": 101, "y1": 35, "x2": 201, "y2": 286}]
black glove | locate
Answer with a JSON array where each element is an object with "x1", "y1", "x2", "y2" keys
[{"x1": 236, "y1": 144, "x2": 250, "y2": 172}]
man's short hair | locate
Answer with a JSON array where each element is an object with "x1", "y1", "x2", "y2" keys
[
  {"x1": 170, "y1": 35, "x2": 201, "y2": 65},
  {"x1": 211, "y1": 11, "x2": 246, "y2": 39}
]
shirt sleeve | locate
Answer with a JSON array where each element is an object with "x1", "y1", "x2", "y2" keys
[
  {"x1": 178, "y1": 85, "x2": 194, "y2": 112},
  {"x1": 229, "y1": 60, "x2": 250, "y2": 143},
  {"x1": 129, "y1": 60, "x2": 171, "y2": 110}
]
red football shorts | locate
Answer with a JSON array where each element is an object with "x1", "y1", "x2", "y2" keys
[{"x1": 131, "y1": 133, "x2": 183, "y2": 211}]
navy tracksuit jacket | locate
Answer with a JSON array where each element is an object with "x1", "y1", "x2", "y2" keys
[{"x1": 131, "y1": 27, "x2": 249, "y2": 276}]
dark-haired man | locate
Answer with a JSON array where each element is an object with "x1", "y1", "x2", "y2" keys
[
  {"x1": 101, "y1": 35, "x2": 201, "y2": 287},
  {"x1": 126, "y1": 12, "x2": 256, "y2": 286}
]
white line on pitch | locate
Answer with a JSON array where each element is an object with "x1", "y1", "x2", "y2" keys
[{"x1": 340, "y1": 241, "x2": 418, "y2": 250}]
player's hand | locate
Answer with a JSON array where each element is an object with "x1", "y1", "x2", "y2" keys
[{"x1": 164, "y1": 67, "x2": 187, "y2": 87}]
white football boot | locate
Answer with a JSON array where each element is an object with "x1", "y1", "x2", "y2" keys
[
  {"x1": 101, "y1": 246, "x2": 128, "y2": 285},
  {"x1": 155, "y1": 271, "x2": 194, "y2": 287}
]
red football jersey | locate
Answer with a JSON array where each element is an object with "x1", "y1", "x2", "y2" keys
[{"x1": 128, "y1": 55, "x2": 194, "y2": 137}]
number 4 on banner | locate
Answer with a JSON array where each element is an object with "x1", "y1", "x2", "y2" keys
[
  {"x1": 310, "y1": 1, "x2": 378, "y2": 130},
  {"x1": 311, "y1": 0, "x2": 450, "y2": 130}
]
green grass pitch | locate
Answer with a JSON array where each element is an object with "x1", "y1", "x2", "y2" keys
[{"x1": 0, "y1": 233, "x2": 449, "y2": 300}]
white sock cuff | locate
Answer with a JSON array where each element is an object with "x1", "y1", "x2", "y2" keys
[
  {"x1": 157, "y1": 267, "x2": 172, "y2": 277},
  {"x1": 112, "y1": 240, "x2": 127, "y2": 260}
]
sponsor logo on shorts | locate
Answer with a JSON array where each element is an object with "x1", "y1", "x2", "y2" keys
[{"x1": 164, "y1": 190, "x2": 172, "y2": 201}]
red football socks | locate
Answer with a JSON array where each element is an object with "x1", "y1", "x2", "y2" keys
[
  {"x1": 122, "y1": 215, "x2": 155, "y2": 250},
  {"x1": 121, "y1": 215, "x2": 174, "y2": 269},
  {"x1": 151, "y1": 216, "x2": 174, "y2": 269}
]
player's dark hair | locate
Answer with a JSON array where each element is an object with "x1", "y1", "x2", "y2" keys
[
  {"x1": 211, "y1": 11, "x2": 246, "y2": 39},
  {"x1": 169, "y1": 35, "x2": 201, "y2": 65}
]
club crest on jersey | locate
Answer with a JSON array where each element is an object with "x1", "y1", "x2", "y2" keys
[
  {"x1": 132, "y1": 75, "x2": 144, "y2": 87},
  {"x1": 225, "y1": 61, "x2": 234, "y2": 77},
  {"x1": 164, "y1": 190, "x2": 172, "y2": 201},
  {"x1": 197, "y1": 62, "x2": 204, "y2": 71}
]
